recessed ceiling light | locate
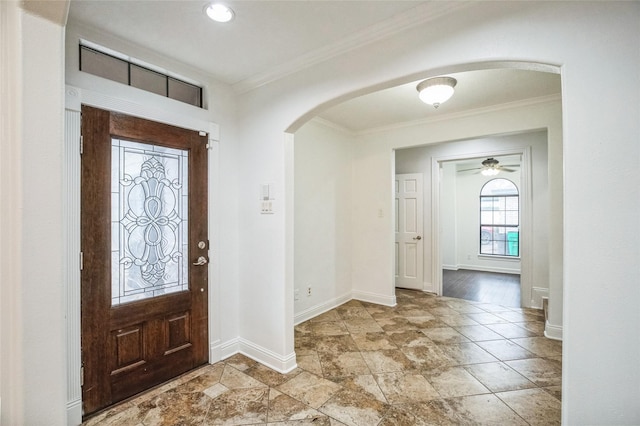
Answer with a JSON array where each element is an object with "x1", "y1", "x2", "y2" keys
[{"x1": 205, "y1": 3, "x2": 235, "y2": 23}]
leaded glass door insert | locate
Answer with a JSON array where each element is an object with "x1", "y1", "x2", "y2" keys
[{"x1": 112, "y1": 138, "x2": 189, "y2": 306}]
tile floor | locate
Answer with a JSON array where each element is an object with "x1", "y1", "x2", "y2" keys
[{"x1": 84, "y1": 289, "x2": 562, "y2": 425}]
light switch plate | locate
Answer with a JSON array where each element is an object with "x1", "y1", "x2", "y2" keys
[{"x1": 260, "y1": 200, "x2": 274, "y2": 214}]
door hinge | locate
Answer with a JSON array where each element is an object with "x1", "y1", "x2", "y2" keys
[
  {"x1": 80, "y1": 365, "x2": 84, "y2": 387},
  {"x1": 80, "y1": 251, "x2": 84, "y2": 271},
  {"x1": 80, "y1": 135, "x2": 83, "y2": 155}
]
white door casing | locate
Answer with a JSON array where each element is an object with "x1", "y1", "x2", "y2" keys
[
  {"x1": 395, "y1": 173, "x2": 424, "y2": 290},
  {"x1": 430, "y1": 147, "x2": 532, "y2": 306}
]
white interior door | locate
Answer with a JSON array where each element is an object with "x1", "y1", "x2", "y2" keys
[{"x1": 395, "y1": 173, "x2": 424, "y2": 290}]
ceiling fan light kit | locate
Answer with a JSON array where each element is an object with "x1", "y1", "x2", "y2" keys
[
  {"x1": 481, "y1": 167, "x2": 500, "y2": 176},
  {"x1": 458, "y1": 157, "x2": 519, "y2": 175},
  {"x1": 416, "y1": 76, "x2": 457, "y2": 108},
  {"x1": 481, "y1": 158, "x2": 501, "y2": 176}
]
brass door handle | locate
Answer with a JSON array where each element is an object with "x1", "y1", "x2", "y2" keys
[{"x1": 413, "y1": 236, "x2": 422, "y2": 241}]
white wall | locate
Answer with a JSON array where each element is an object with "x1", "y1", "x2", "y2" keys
[
  {"x1": 0, "y1": 3, "x2": 67, "y2": 424},
  {"x1": 239, "y1": 3, "x2": 638, "y2": 423},
  {"x1": 294, "y1": 119, "x2": 353, "y2": 323}
]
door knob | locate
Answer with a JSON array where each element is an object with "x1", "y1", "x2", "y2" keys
[
  {"x1": 413, "y1": 236, "x2": 422, "y2": 240},
  {"x1": 193, "y1": 256, "x2": 208, "y2": 266}
]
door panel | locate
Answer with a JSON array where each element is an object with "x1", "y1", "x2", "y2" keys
[
  {"x1": 395, "y1": 173, "x2": 424, "y2": 290},
  {"x1": 81, "y1": 105, "x2": 209, "y2": 415}
]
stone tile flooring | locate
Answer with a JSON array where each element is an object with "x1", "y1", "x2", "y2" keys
[{"x1": 84, "y1": 289, "x2": 561, "y2": 425}]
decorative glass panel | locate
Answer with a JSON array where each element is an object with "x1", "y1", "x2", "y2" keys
[{"x1": 111, "y1": 138, "x2": 189, "y2": 306}]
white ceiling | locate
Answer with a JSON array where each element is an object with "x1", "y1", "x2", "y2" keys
[
  {"x1": 67, "y1": 1, "x2": 561, "y2": 132},
  {"x1": 318, "y1": 69, "x2": 560, "y2": 133},
  {"x1": 68, "y1": 1, "x2": 431, "y2": 86}
]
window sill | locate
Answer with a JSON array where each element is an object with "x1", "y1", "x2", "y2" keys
[{"x1": 478, "y1": 254, "x2": 521, "y2": 261}]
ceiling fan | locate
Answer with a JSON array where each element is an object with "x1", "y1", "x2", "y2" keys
[{"x1": 457, "y1": 157, "x2": 519, "y2": 176}]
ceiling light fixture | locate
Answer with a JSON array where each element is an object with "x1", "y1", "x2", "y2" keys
[
  {"x1": 481, "y1": 168, "x2": 500, "y2": 176},
  {"x1": 205, "y1": 3, "x2": 235, "y2": 23},
  {"x1": 480, "y1": 158, "x2": 501, "y2": 176},
  {"x1": 416, "y1": 76, "x2": 457, "y2": 108}
]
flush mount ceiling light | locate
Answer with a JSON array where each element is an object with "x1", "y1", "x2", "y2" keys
[
  {"x1": 205, "y1": 3, "x2": 235, "y2": 23},
  {"x1": 416, "y1": 76, "x2": 457, "y2": 108}
]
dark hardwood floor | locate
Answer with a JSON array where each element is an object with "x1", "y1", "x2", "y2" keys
[{"x1": 442, "y1": 269, "x2": 521, "y2": 308}]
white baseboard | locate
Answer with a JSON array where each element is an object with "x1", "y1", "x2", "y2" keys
[
  {"x1": 217, "y1": 337, "x2": 297, "y2": 373},
  {"x1": 442, "y1": 264, "x2": 458, "y2": 271},
  {"x1": 238, "y1": 338, "x2": 297, "y2": 373},
  {"x1": 456, "y1": 264, "x2": 521, "y2": 275},
  {"x1": 531, "y1": 287, "x2": 549, "y2": 309},
  {"x1": 67, "y1": 399, "x2": 82, "y2": 426},
  {"x1": 352, "y1": 290, "x2": 396, "y2": 307},
  {"x1": 219, "y1": 337, "x2": 241, "y2": 361},
  {"x1": 209, "y1": 339, "x2": 223, "y2": 363},
  {"x1": 544, "y1": 320, "x2": 563, "y2": 341},
  {"x1": 294, "y1": 292, "x2": 351, "y2": 325}
]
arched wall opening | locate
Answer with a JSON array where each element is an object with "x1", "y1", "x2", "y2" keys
[
  {"x1": 240, "y1": 6, "x2": 639, "y2": 422},
  {"x1": 286, "y1": 62, "x2": 563, "y2": 336},
  {"x1": 286, "y1": 61, "x2": 560, "y2": 133}
]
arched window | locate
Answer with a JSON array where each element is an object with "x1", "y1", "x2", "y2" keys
[{"x1": 480, "y1": 179, "x2": 519, "y2": 256}]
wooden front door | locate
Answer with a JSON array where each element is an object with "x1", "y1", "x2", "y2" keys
[{"x1": 81, "y1": 105, "x2": 209, "y2": 415}]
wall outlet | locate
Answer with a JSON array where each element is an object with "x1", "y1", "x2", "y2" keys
[{"x1": 307, "y1": 286, "x2": 312, "y2": 296}]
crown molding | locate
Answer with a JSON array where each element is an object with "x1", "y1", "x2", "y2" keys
[
  {"x1": 232, "y1": 1, "x2": 474, "y2": 94},
  {"x1": 354, "y1": 93, "x2": 562, "y2": 136},
  {"x1": 310, "y1": 116, "x2": 356, "y2": 136}
]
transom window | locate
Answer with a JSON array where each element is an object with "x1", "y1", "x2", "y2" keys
[
  {"x1": 479, "y1": 178, "x2": 519, "y2": 257},
  {"x1": 79, "y1": 43, "x2": 203, "y2": 108}
]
